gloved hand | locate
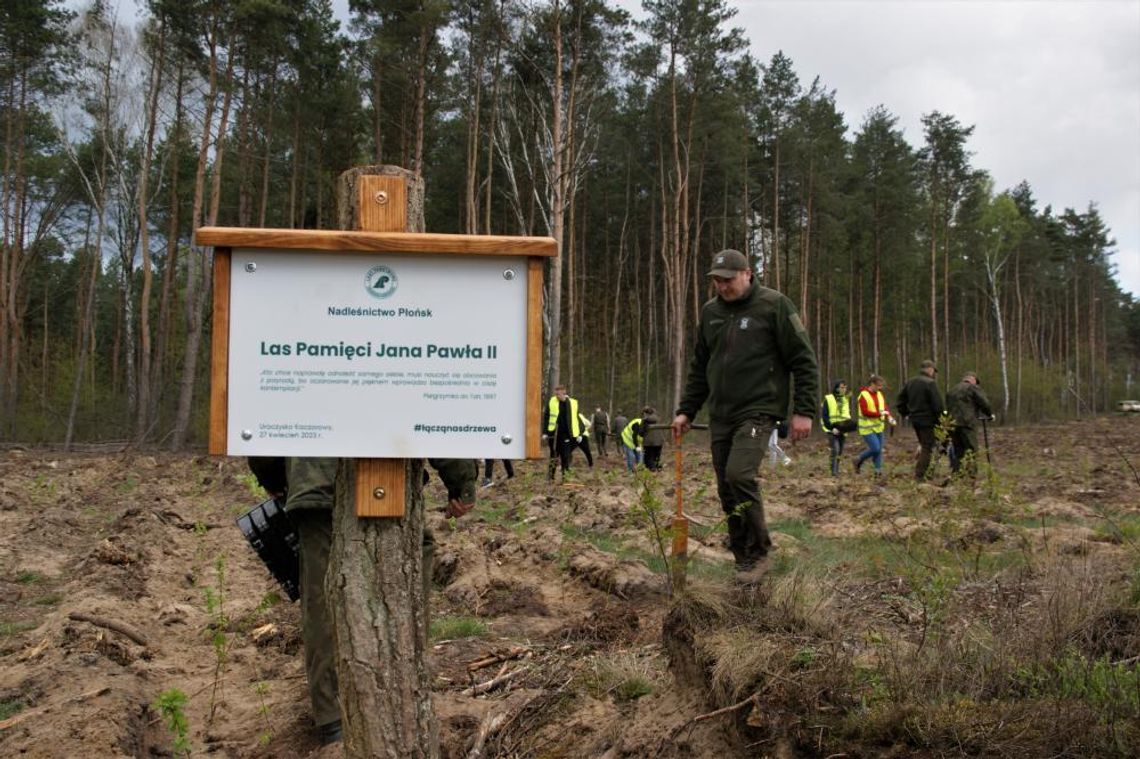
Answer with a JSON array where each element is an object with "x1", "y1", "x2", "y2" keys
[
  {"x1": 445, "y1": 498, "x2": 474, "y2": 518},
  {"x1": 831, "y1": 427, "x2": 840, "y2": 436},
  {"x1": 575, "y1": 436, "x2": 582, "y2": 444},
  {"x1": 636, "y1": 446, "x2": 643, "y2": 453},
  {"x1": 541, "y1": 433, "x2": 549, "y2": 443}
]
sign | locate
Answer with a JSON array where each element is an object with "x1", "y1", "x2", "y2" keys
[{"x1": 225, "y1": 248, "x2": 527, "y2": 458}]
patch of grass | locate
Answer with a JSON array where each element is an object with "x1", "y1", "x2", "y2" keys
[
  {"x1": 14, "y1": 570, "x2": 44, "y2": 584},
  {"x1": 32, "y1": 593, "x2": 64, "y2": 606},
  {"x1": 0, "y1": 698, "x2": 25, "y2": 721},
  {"x1": 686, "y1": 556, "x2": 735, "y2": 582},
  {"x1": 853, "y1": 664, "x2": 890, "y2": 707},
  {"x1": 236, "y1": 471, "x2": 265, "y2": 498},
  {"x1": 770, "y1": 526, "x2": 1029, "y2": 585},
  {"x1": 259, "y1": 591, "x2": 283, "y2": 608},
  {"x1": 430, "y1": 615, "x2": 488, "y2": 641},
  {"x1": 790, "y1": 646, "x2": 818, "y2": 669},
  {"x1": 565, "y1": 525, "x2": 669, "y2": 576},
  {"x1": 1091, "y1": 513, "x2": 1140, "y2": 546},
  {"x1": 477, "y1": 501, "x2": 524, "y2": 527},
  {"x1": 561, "y1": 524, "x2": 622, "y2": 555},
  {"x1": 1018, "y1": 650, "x2": 1140, "y2": 721},
  {"x1": 578, "y1": 651, "x2": 660, "y2": 703},
  {"x1": 0, "y1": 620, "x2": 39, "y2": 636},
  {"x1": 29, "y1": 474, "x2": 58, "y2": 503},
  {"x1": 770, "y1": 518, "x2": 813, "y2": 541},
  {"x1": 612, "y1": 676, "x2": 654, "y2": 702},
  {"x1": 1008, "y1": 514, "x2": 1079, "y2": 529},
  {"x1": 770, "y1": 533, "x2": 911, "y2": 579},
  {"x1": 116, "y1": 474, "x2": 140, "y2": 494}
]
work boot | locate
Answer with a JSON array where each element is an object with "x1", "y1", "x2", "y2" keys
[
  {"x1": 733, "y1": 559, "x2": 769, "y2": 586},
  {"x1": 317, "y1": 720, "x2": 343, "y2": 747}
]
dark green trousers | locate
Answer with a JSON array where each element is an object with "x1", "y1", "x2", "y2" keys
[
  {"x1": 293, "y1": 509, "x2": 340, "y2": 728},
  {"x1": 710, "y1": 416, "x2": 775, "y2": 568},
  {"x1": 950, "y1": 427, "x2": 981, "y2": 475}
]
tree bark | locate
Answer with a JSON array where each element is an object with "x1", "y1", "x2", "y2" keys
[
  {"x1": 545, "y1": 1, "x2": 565, "y2": 391},
  {"x1": 152, "y1": 61, "x2": 185, "y2": 428},
  {"x1": 171, "y1": 18, "x2": 223, "y2": 450},
  {"x1": 134, "y1": 15, "x2": 166, "y2": 443},
  {"x1": 328, "y1": 165, "x2": 437, "y2": 758}
]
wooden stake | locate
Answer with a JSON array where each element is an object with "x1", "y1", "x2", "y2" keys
[{"x1": 353, "y1": 174, "x2": 409, "y2": 518}]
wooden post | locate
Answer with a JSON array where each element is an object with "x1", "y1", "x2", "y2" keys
[
  {"x1": 345, "y1": 168, "x2": 415, "y2": 517},
  {"x1": 326, "y1": 165, "x2": 439, "y2": 757}
]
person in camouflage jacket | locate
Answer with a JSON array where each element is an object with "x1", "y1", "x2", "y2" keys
[{"x1": 946, "y1": 372, "x2": 993, "y2": 476}]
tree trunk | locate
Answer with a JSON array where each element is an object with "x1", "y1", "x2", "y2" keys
[
  {"x1": 258, "y1": 68, "x2": 277, "y2": 228},
  {"x1": 483, "y1": 22, "x2": 504, "y2": 235},
  {"x1": 412, "y1": 15, "x2": 436, "y2": 178},
  {"x1": 771, "y1": 138, "x2": 781, "y2": 290},
  {"x1": 152, "y1": 61, "x2": 185, "y2": 429},
  {"x1": 65, "y1": 16, "x2": 120, "y2": 450},
  {"x1": 985, "y1": 262, "x2": 1010, "y2": 413},
  {"x1": 135, "y1": 17, "x2": 166, "y2": 442},
  {"x1": 173, "y1": 25, "x2": 235, "y2": 450},
  {"x1": 1, "y1": 70, "x2": 30, "y2": 434},
  {"x1": 545, "y1": 2, "x2": 565, "y2": 391},
  {"x1": 928, "y1": 202, "x2": 938, "y2": 367},
  {"x1": 328, "y1": 165, "x2": 437, "y2": 757}
]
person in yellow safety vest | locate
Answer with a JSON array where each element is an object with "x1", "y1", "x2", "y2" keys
[
  {"x1": 855, "y1": 374, "x2": 896, "y2": 475},
  {"x1": 574, "y1": 412, "x2": 595, "y2": 467},
  {"x1": 544, "y1": 385, "x2": 581, "y2": 481},
  {"x1": 820, "y1": 379, "x2": 857, "y2": 476},
  {"x1": 620, "y1": 415, "x2": 645, "y2": 471}
]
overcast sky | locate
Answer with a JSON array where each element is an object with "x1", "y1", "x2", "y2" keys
[
  {"x1": 338, "y1": 1, "x2": 1140, "y2": 298},
  {"x1": 715, "y1": 0, "x2": 1140, "y2": 298}
]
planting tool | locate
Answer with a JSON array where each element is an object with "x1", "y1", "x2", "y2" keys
[{"x1": 980, "y1": 415, "x2": 995, "y2": 466}]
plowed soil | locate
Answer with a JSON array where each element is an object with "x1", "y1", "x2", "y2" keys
[{"x1": 1, "y1": 416, "x2": 1138, "y2": 757}]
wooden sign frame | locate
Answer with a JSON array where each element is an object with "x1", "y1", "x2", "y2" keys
[{"x1": 198, "y1": 206, "x2": 553, "y2": 517}]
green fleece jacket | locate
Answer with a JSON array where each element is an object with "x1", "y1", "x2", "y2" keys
[{"x1": 677, "y1": 282, "x2": 820, "y2": 425}]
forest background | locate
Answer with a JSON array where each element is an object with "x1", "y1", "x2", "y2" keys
[{"x1": 3, "y1": 0, "x2": 1139, "y2": 450}]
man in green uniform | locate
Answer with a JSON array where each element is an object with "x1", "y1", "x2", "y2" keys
[
  {"x1": 896, "y1": 359, "x2": 945, "y2": 482},
  {"x1": 255, "y1": 457, "x2": 475, "y2": 747},
  {"x1": 945, "y1": 372, "x2": 993, "y2": 476},
  {"x1": 672, "y1": 249, "x2": 819, "y2": 583},
  {"x1": 591, "y1": 406, "x2": 611, "y2": 457}
]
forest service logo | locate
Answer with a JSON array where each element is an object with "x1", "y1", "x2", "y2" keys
[{"x1": 365, "y1": 264, "x2": 398, "y2": 299}]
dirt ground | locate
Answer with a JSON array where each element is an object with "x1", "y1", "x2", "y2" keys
[{"x1": 1, "y1": 416, "x2": 1138, "y2": 758}]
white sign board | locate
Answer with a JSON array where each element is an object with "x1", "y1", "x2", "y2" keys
[{"x1": 226, "y1": 248, "x2": 527, "y2": 458}]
